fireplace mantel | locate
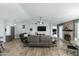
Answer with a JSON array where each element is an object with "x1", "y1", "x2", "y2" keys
[{"x1": 63, "y1": 29, "x2": 74, "y2": 31}]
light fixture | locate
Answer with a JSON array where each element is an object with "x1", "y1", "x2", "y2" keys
[{"x1": 35, "y1": 16, "x2": 44, "y2": 24}]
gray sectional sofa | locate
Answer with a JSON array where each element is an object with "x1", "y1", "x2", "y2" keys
[{"x1": 27, "y1": 35, "x2": 52, "y2": 47}]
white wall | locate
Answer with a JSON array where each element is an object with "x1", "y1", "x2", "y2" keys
[
  {"x1": 15, "y1": 23, "x2": 36, "y2": 38},
  {"x1": 0, "y1": 20, "x2": 5, "y2": 42},
  {"x1": 15, "y1": 22, "x2": 57, "y2": 38}
]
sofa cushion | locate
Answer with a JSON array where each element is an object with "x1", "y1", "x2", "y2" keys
[
  {"x1": 27, "y1": 35, "x2": 52, "y2": 47},
  {"x1": 40, "y1": 35, "x2": 52, "y2": 42},
  {"x1": 28, "y1": 35, "x2": 39, "y2": 42}
]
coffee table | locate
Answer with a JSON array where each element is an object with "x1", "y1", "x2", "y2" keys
[{"x1": 70, "y1": 41, "x2": 79, "y2": 56}]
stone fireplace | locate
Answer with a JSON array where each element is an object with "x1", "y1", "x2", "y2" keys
[{"x1": 63, "y1": 21, "x2": 74, "y2": 41}]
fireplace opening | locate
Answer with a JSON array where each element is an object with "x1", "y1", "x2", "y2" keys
[{"x1": 64, "y1": 34, "x2": 71, "y2": 41}]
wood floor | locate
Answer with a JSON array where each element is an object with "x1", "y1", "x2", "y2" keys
[{"x1": 2, "y1": 39, "x2": 71, "y2": 56}]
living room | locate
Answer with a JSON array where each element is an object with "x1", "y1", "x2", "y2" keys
[{"x1": 0, "y1": 3, "x2": 79, "y2": 56}]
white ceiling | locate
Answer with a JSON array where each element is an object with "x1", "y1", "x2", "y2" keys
[
  {"x1": 1, "y1": 3, "x2": 79, "y2": 25},
  {"x1": 0, "y1": 3, "x2": 29, "y2": 23}
]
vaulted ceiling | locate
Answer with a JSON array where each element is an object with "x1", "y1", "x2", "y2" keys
[{"x1": 0, "y1": 3, "x2": 79, "y2": 25}]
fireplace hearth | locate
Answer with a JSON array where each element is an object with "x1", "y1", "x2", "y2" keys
[{"x1": 64, "y1": 34, "x2": 71, "y2": 41}]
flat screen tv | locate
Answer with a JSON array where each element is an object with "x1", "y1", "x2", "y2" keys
[
  {"x1": 53, "y1": 29, "x2": 57, "y2": 34},
  {"x1": 53, "y1": 29, "x2": 56, "y2": 32},
  {"x1": 37, "y1": 26, "x2": 46, "y2": 31}
]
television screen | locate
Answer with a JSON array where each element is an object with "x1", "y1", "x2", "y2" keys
[
  {"x1": 53, "y1": 29, "x2": 56, "y2": 32},
  {"x1": 37, "y1": 26, "x2": 46, "y2": 31},
  {"x1": 53, "y1": 29, "x2": 57, "y2": 34}
]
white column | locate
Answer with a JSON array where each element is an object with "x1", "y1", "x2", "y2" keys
[{"x1": 59, "y1": 25, "x2": 63, "y2": 39}]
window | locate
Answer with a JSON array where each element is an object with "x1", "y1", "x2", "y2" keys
[{"x1": 74, "y1": 20, "x2": 79, "y2": 39}]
